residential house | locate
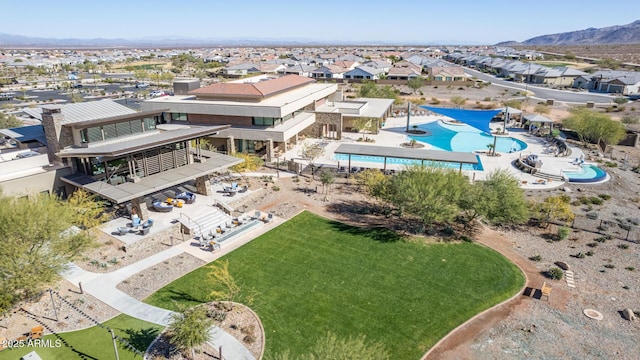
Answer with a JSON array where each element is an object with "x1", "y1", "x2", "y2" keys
[
  {"x1": 530, "y1": 67, "x2": 588, "y2": 87},
  {"x1": 428, "y1": 66, "x2": 468, "y2": 82},
  {"x1": 577, "y1": 70, "x2": 640, "y2": 95},
  {"x1": 344, "y1": 66, "x2": 386, "y2": 80},
  {"x1": 386, "y1": 61, "x2": 422, "y2": 81},
  {"x1": 221, "y1": 63, "x2": 261, "y2": 77},
  {"x1": 310, "y1": 65, "x2": 348, "y2": 79}
]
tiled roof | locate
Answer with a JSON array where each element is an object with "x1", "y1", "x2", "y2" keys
[{"x1": 189, "y1": 75, "x2": 315, "y2": 99}]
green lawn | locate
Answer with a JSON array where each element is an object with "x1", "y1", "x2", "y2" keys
[
  {"x1": 0, "y1": 314, "x2": 161, "y2": 360},
  {"x1": 146, "y1": 211, "x2": 524, "y2": 359}
]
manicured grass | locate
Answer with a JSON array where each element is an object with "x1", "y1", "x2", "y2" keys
[
  {"x1": 0, "y1": 314, "x2": 161, "y2": 360},
  {"x1": 146, "y1": 211, "x2": 524, "y2": 359}
]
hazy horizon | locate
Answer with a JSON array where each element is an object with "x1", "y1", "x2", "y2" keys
[{"x1": 2, "y1": 0, "x2": 639, "y2": 45}]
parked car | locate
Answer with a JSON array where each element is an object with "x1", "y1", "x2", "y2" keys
[
  {"x1": 0, "y1": 92, "x2": 15, "y2": 101},
  {"x1": 149, "y1": 90, "x2": 165, "y2": 97},
  {"x1": 135, "y1": 82, "x2": 150, "y2": 88}
]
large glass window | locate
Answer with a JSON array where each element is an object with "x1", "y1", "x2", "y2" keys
[
  {"x1": 143, "y1": 117, "x2": 156, "y2": 130},
  {"x1": 171, "y1": 113, "x2": 188, "y2": 122},
  {"x1": 103, "y1": 123, "x2": 117, "y2": 140}
]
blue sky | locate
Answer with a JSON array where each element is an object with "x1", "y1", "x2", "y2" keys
[{"x1": 2, "y1": 0, "x2": 639, "y2": 44}]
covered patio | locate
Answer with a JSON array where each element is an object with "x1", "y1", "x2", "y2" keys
[{"x1": 334, "y1": 143, "x2": 479, "y2": 173}]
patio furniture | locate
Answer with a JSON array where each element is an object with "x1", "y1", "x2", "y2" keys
[
  {"x1": 132, "y1": 216, "x2": 141, "y2": 228},
  {"x1": 238, "y1": 185, "x2": 248, "y2": 193},
  {"x1": 175, "y1": 191, "x2": 196, "y2": 204},
  {"x1": 253, "y1": 210, "x2": 261, "y2": 220},
  {"x1": 166, "y1": 198, "x2": 184, "y2": 208},
  {"x1": 117, "y1": 227, "x2": 129, "y2": 235},
  {"x1": 152, "y1": 200, "x2": 173, "y2": 212}
]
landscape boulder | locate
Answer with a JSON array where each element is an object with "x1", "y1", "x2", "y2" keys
[
  {"x1": 622, "y1": 308, "x2": 636, "y2": 321},
  {"x1": 556, "y1": 261, "x2": 570, "y2": 271}
]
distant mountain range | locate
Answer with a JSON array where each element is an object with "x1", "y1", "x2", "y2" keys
[
  {"x1": 497, "y1": 20, "x2": 640, "y2": 46},
  {"x1": 0, "y1": 33, "x2": 404, "y2": 48}
]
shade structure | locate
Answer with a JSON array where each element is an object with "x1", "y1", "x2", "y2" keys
[{"x1": 421, "y1": 106, "x2": 502, "y2": 134}]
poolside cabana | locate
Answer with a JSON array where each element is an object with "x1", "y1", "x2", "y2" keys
[
  {"x1": 334, "y1": 143, "x2": 478, "y2": 173},
  {"x1": 523, "y1": 114, "x2": 555, "y2": 135}
]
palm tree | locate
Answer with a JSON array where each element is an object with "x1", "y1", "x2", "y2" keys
[{"x1": 167, "y1": 306, "x2": 212, "y2": 360}]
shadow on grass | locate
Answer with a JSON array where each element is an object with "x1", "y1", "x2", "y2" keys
[
  {"x1": 328, "y1": 220, "x2": 403, "y2": 243},
  {"x1": 123, "y1": 327, "x2": 160, "y2": 353},
  {"x1": 161, "y1": 289, "x2": 208, "y2": 308}
]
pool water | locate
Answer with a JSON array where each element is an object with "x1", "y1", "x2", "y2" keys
[
  {"x1": 563, "y1": 164, "x2": 608, "y2": 183},
  {"x1": 333, "y1": 153, "x2": 484, "y2": 171},
  {"x1": 409, "y1": 121, "x2": 528, "y2": 153}
]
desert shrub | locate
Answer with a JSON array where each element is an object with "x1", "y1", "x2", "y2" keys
[
  {"x1": 604, "y1": 264, "x2": 615, "y2": 269},
  {"x1": 272, "y1": 185, "x2": 280, "y2": 191},
  {"x1": 547, "y1": 267, "x2": 564, "y2": 280},
  {"x1": 625, "y1": 266, "x2": 635, "y2": 271},
  {"x1": 594, "y1": 236, "x2": 607, "y2": 243},
  {"x1": 587, "y1": 242, "x2": 598, "y2": 248},
  {"x1": 603, "y1": 161, "x2": 617, "y2": 168},
  {"x1": 574, "y1": 252, "x2": 586, "y2": 259},
  {"x1": 597, "y1": 194, "x2": 611, "y2": 200},
  {"x1": 558, "y1": 194, "x2": 571, "y2": 203},
  {"x1": 589, "y1": 196, "x2": 604, "y2": 205},
  {"x1": 529, "y1": 255, "x2": 542, "y2": 262},
  {"x1": 618, "y1": 244, "x2": 629, "y2": 249},
  {"x1": 585, "y1": 250, "x2": 595, "y2": 256},
  {"x1": 557, "y1": 226, "x2": 571, "y2": 240}
]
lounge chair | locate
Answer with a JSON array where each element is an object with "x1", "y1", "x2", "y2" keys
[
  {"x1": 238, "y1": 185, "x2": 248, "y2": 193},
  {"x1": 132, "y1": 216, "x2": 141, "y2": 228},
  {"x1": 117, "y1": 227, "x2": 129, "y2": 235},
  {"x1": 152, "y1": 200, "x2": 173, "y2": 212},
  {"x1": 175, "y1": 191, "x2": 196, "y2": 204}
]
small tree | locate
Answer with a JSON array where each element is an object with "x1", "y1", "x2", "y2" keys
[
  {"x1": 319, "y1": 170, "x2": 335, "y2": 196},
  {"x1": 208, "y1": 260, "x2": 240, "y2": 310},
  {"x1": 167, "y1": 306, "x2": 212, "y2": 360},
  {"x1": 407, "y1": 76, "x2": 424, "y2": 94},
  {"x1": 299, "y1": 142, "x2": 325, "y2": 179},
  {"x1": 563, "y1": 108, "x2": 626, "y2": 147},
  {"x1": 0, "y1": 112, "x2": 23, "y2": 129},
  {"x1": 230, "y1": 152, "x2": 264, "y2": 173}
]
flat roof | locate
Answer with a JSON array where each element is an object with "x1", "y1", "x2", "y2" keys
[
  {"x1": 57, "y1": 125, "x2": 230, "y2": 158},
  {"x1": 61, "y1": 150, "x2": 242, "y2": 204},
  {"x1": 24, "y1": 100, "x2": 136, "y2": 124},
  {"x1": 334, "y1": 143, "x2": 478, "y2": 164}
]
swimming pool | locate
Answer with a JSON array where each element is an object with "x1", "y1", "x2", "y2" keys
[
  {"x1": 333, "y1": 153, "x2": 484, "y2": 171},
  {"x1": 409, "y1": 121, "x2": 528, "y2": 153},
  {"x1": 563, "y1": 164, "x2": 608, "y2": 183}
]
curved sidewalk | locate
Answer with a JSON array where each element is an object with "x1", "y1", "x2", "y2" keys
[{"x1": 62, "y1": 245, "x2": 254, "y2": 360}]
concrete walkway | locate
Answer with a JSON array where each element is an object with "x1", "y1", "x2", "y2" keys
[{"x1": 62, "y1": 243, "x2": 255, "y2": 359}]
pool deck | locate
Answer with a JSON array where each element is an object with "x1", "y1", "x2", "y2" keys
[{"x1": 284, "y1": 114, "x2": 606, "y2": 190}]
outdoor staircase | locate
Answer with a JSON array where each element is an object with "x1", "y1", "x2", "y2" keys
[{"x1": 178, "y1": 207, "x2": 231, "y2": 239}]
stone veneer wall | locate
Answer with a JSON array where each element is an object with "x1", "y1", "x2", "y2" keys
[
  {"x1": 41, "y1": 111, "x2": 74, "y2": 163},
  {"x1": 303, "y1": 112, "x2": 343, "y2": 139}
]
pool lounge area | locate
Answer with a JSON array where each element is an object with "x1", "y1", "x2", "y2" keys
[{"x1": 563, "y1": 164, "x2": 609, "y2": 183}]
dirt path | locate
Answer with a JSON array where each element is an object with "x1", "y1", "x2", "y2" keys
[{"x1": 424, "y1": 226, "x2": 570, "y2": 359}]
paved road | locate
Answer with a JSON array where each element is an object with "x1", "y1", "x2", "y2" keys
[{"x1": 465, "y1": 68, "x2": 615, "y2": 104}]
